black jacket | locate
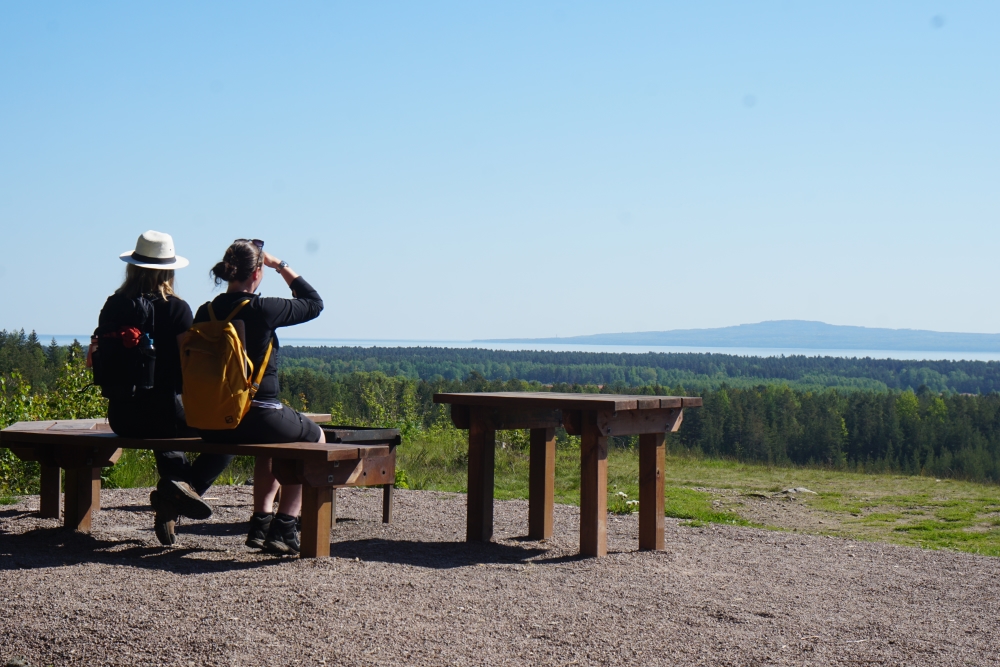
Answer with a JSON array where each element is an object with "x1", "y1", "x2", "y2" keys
[{"x1": 193, "y1": 276, "x2": 323, "y2": 403}]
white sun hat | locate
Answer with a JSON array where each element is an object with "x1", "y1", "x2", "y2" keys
[{"x1": 119, "y1": 230, "x2": 190, "y2": 269}]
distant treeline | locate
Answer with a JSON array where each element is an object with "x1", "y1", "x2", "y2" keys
[
  {"x1": 0, "y1": 330, "x2": 74, "y2": 393},
  {"x1": 278, "y1": 369, "x2": 1000, "y2": 483},
  {"x1": 280, "y1": 346, "x2": 1000, "y2": 393}
]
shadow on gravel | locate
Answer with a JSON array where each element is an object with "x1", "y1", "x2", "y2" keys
[
  {"x1": 179, "y1": 521, "x2": 247, "y2": 537},
  {"x1": 0, "y1": 527, "x2": 282, "y2": 573},
  {"x1": 328, "y1": 538, "x2": 548, "y2": 568},
  {"x1": 106, "y1": 504, "x2": 152, "y2": 512}
]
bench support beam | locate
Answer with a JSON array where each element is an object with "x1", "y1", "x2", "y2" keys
[
  {"x1": 63, "y1": 467, "x2": 100, "y2": 532},
  {"x1": 580, "y1": 411, "x2": 608, "y2": 557},
  {"x1": 639, "y1": 432, "x2": 666, "y2": 550},
  {"x1": 300, "y1": 485, "x2": 332, "y2": 558},
  {"x1": 39, "y1": 465, "x2": 61, "y2": 519},
  {"x1": 466, "y1": 410, "x2": 495, "y2": 542},
  {"x1": 382, "y1": 484, "x2": 394, "y2": 524},
  {"x1": 528, "y1": 427, "x2": 555, "y2": 540}
]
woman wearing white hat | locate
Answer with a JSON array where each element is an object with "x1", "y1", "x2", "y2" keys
[{"x1": 93, "y1": 230, "x2": 233, "y2": 546}]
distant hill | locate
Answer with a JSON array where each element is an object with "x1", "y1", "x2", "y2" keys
[{"x1": 478, "y1": 320, "x2": 1000, "y2": 352}]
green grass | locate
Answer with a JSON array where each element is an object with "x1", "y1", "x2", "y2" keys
[
  {"x1": 398, "y1": 426, "x2": 1000, "y2": 557},
  {"x1": 100, "y1": 451, "x2": 256, "y2": 489},
  {"x1": 0, "y1": 495, "x2": 17, "y2": 505}
]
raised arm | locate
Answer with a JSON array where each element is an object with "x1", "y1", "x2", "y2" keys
[{"x1": 259, "y1": 251, "x2": 324, "y2": 328}]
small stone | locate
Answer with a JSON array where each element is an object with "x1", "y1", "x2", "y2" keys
[{"x1": 6, "y1": 658, "x2": 32, "y2": 667}]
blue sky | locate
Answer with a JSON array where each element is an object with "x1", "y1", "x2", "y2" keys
[{"x1": 1, "y1": 2, "x2": 997, "y2": 340}]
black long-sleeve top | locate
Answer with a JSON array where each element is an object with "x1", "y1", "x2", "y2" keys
[
  {"x1": 97, "y1": 294, "x2": 193, "y2": 395},
  {"x1": 192, "y1": 276, "x2": 323, "y2": 403}
]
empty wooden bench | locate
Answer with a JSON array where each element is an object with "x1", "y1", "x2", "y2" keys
[
  {"x1": 0, "y1": 416, "x2": 401, "y2": 559},
  {"x1": 434, "y1": 392, "x2": 703, "y2": 557}
]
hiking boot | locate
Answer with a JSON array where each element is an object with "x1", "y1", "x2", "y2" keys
[
  {"x1": 245, "y1": 512, "x2": 274, "y2": 549},
  {"x1": 157, "y1": 478, "x2": 213, "y2": 520},
  {"x1": 149, "y1": 490, "x2": 178, "y2": 546},
  {"x1": 262, "y1": 513, "x2": 300, "y2": 556}
]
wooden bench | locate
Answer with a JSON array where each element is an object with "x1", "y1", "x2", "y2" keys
[
  {"x1": 0, "y1": 416, "x2": 401, "y2": 559},
  {"x1": 434, "y1": 392, "x2": 703, "y2": 557}
]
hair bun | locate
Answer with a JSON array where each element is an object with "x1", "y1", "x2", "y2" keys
[{"x1": 210, "y1": 240, "x2": 262, "y2": 286}]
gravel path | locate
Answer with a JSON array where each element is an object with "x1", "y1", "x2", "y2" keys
[{"x1": 1, "y1": 486, "x2": 998, "y2": 666}]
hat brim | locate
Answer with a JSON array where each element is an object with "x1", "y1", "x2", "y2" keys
[{"x1": 119, "y1": 251, "x2": 190, "y2": 269}]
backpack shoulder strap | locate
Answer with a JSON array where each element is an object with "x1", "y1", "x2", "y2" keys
[
  {"x1": 205, "y1": 298, "x2": 251, "y2": 325},
  {"x1": 248, "y1": 338, "x2": 273, "y2": 399},
  {"x1": 223, "y1": 299, "x2": 252, "y2": 324}
]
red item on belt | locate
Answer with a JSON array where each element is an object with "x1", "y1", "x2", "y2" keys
[{"x1": 120, "y1": 327, "x2": 142, "y2": 348}]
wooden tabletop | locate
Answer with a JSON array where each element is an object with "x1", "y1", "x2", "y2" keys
[{"x1": 433, "y1": 391, "x2": 702, "y2": 411}]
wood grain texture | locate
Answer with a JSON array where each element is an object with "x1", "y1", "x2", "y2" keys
[
  {"x1": 63, "y1": 467, "x2": 100, "y2": 532},
  {"x1": 466, "y1": 409, "x2": 496, "y2": 543},
  {"x1": 580, "y1": 411, "x2": 608, "y2": 557},
  {"x1": 596, "y1": 408, "x2": 683, "y2": 437},
  {"x1": 39, "y1": 465, "x2": 61, "y2": 520},
  {"x1": 0, "y1": 428, "x2": 386, "y2": 463},
  {"x1": 638, "y1": 433, "x2": 666, "y2": 551},
  {"x1": 477, "y1": 407, "x2": 562, "y2": 431},
  {"x1": 528, "y1": 427, "x2": 556, "y2": 540},
  {"x1": 434, "y1": 392, "x2": 700, "y2": 413},
  {"x1": 300, "y1": 485, "x2": 332, "y2": 558}
]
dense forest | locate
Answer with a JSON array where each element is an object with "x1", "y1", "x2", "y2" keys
[
  {"x1": 4, "y1": 332, "x2": 1000, "y2": 491},
  {"x1": 277, "y1": 368, "x2": 1000, "y2": 484},
  {"x1": 280, "y1": 345, "x2": 1000, "y2": 393}
]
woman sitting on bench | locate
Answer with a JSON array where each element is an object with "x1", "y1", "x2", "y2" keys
[
  {"x1": 195, "y1": 239, "x2": 325, "y2": 555},
  {"x1": 96, "y1": 230, "x2": 232, "y2": 546}
]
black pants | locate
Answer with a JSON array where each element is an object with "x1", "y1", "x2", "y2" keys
[
  {"x1": 199, "y1": 404, "x2": 323, "y2": 444},
  {"x1": 107, "y1": 392, "x2": 234, "y2": 495}
]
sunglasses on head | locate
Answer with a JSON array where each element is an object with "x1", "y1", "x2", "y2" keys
[{"x1": 235, "y1": 238, "x2": 264, "y2": 249}]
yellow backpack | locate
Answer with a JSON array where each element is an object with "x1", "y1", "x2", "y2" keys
[{"x1": 179, "y1": 300, "x2": 272, "y2": 430}]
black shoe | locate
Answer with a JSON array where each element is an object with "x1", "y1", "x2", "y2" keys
[
  {"x1": 157, "y1": 479, "x2": 213, "y2": 520},
  {"x1": 246, "y1": 512, "x2": 274, "y2": 549},
  {"x1": 262, "y1": 513, "x2": 300, "y2": 556},
  {"x1": 149, "y1": 490, "x2": 178, "y2": 546}
]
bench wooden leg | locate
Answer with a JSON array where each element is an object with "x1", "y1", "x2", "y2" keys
[
  {"x1": 580, "y1": 411, "x2": 608, "y2": 557},
  {"x1": 639, "y1": 432, "x2": 666, "y2": 551},
  {"x1": 300, "y1": 485, "x2": 332, "y2": 558},
  {"x1": 528, "y1": 427, "x2": 555, "y2": 539},
  {"x1": 63, "y1": 467, "x2": 100, "y2": 532},
  {"x1": 467, "y1": 412, "x2": 495, "y2": 542},
  {"x1": 382, "y1": 484, "x2": 394, "y2": 524},
  {"x1": 39, "y1": 465, "x2": 61, "y2": 519}
]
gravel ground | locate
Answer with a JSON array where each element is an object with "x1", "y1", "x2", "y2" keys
[{"x1": 1, "y1": 486, "x2": 998, "y2": 667}]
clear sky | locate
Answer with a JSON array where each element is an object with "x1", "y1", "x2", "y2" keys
[{"x1": 2, "y1": 2, "x2": 997, "y2": 340}]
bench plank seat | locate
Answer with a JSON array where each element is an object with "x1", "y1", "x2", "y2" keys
[{"x1": 0, "y1": 418, "x2": 400, "y2": 559}]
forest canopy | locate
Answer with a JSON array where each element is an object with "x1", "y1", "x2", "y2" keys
[{"x1": 280, "y1": 345, "x2": 1000, "y2": 393}]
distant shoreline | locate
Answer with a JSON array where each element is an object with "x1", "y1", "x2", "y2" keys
[{"x1": 39, "y1": 335, "x2": 1000, "y2": 362}]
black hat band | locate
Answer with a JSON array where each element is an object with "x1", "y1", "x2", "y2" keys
[{"x1": 130, "y1": 252, "x2": 175, "y2": 265}]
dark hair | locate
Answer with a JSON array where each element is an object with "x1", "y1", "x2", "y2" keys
[{"x1": 211, "y1": 240, "x2": 263, "y2": 286}]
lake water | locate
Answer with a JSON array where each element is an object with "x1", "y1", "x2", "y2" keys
[{"x1": 42, "y1": 335, "x2": 1000, "y2": 362}]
